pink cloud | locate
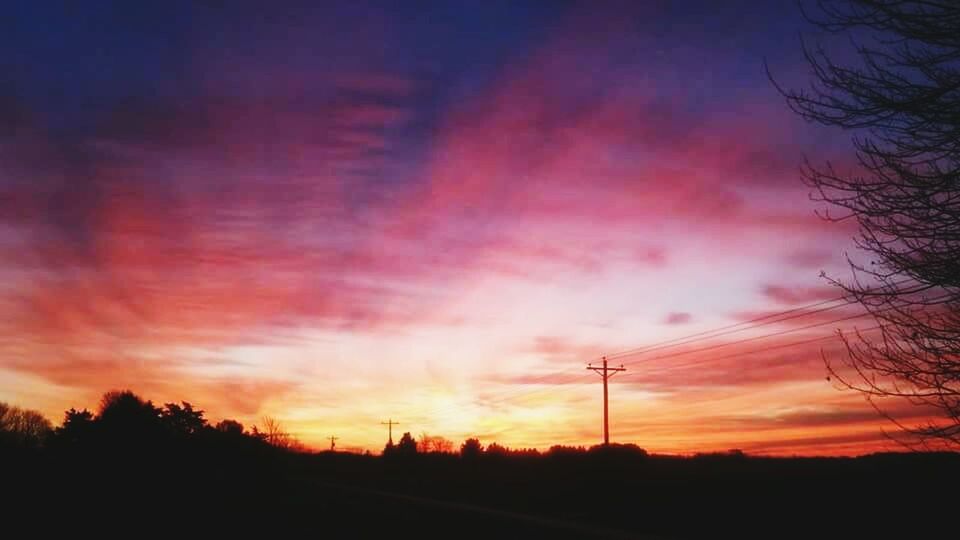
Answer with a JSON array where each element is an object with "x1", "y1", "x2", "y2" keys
[
  {"x1": 664, "y1": 312, "x2": 693, "y2": 325},
  {"x1": 635, "y1": 246, "x2": 669, "y2": 267},
  {"x1": 729, "y1": 303, "x2": 866, "y2": 326},
  {"x1": 526, "y1": 336, "x2": 605, "y2": 365},
  {"x1": 785, "y1": 248, "x2": 836, "y2": 269},
  {"x1": 763, "y1": 284, "x2": 839, "y2": 305}
]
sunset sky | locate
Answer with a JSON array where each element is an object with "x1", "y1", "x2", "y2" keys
[{"x1": 0, "y1": 1, "x2": 926, "y2": 455}]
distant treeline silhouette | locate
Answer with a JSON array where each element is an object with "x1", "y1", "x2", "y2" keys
[
  {"x1": 1, "y1": 390, "x2": 293, "y2": 455},
  {"x1": 4, "y1": 390, "x2": 959, "y2": 538},
  {"x1": 2, "y1": 390, "x2": 654, "y2": 460}
]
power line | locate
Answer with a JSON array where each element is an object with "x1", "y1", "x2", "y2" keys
[
  {"x1": 606, "y1": 296, "x2": 848, "y2": 361},
  {"x1": 618, "y1": 292, "x2": 949, "y2": 370},
  {"x1": 361, "y1": 325, "x2": 869, "y2": 451},
  {"x1": 393, "y1": 325, "x2": 861, "y2": 448},
  {"x1": 607, "y1": 298, "x2": 853, "y2": 361},
  {"x1": 480, "y1": 321, "x2": 881, "y2": 419},
  {"x1": 418, "y1": 302, "x2": 891, "y2": 425},
  {"x1": 634, "y1": 323, "x2": 884, "y2": 377},
  {"x1": 618, "y1": 309, "x2": 876, "y2": 369},
  {"x1": 423, "y1": 295, "x2": 934, "y2": 427},
  {"x1": 388, "y1": 281, "x2": 931, "y2": 444},
  {"x1": 603, "y1": 277, "x2": 921, "y2": 362},
  {"x1": 454, "y1": 304, "x2": 863, "y2": 417},
  {"x1": 377, "y1": 281, "x2": 922, "y2": 430},
  {"x1": 424, "y1": 296, "x2": 860, "y2": 419}
]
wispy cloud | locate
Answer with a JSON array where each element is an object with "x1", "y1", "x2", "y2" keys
[
  {"x1": 664, "y1": 312, "x2": 692, "y2": 325},
  {"x1": 0, "y1": 1, "x2": 890, "y2": 455}
]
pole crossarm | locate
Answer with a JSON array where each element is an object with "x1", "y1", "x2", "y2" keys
[
  {"x1": 380, "y1": 419, "x2": 400, "y2": 445},
  {"x1": 586, "y1": 356, "x2": 626, "y2": 446}
]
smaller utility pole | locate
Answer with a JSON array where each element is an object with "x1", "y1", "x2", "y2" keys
[
  {"x1": 587, "y1": 356, "x2": 626, "y2": 446},
  {"x1": 328, "y1": 436, "x2": 338, "y2": 451},
  {"x1": 380, "y1": 419, "x2": 400, "y2": 445}
]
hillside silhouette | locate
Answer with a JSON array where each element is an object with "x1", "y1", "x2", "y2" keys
[{"x1": 3, "y1": 390, "x2": 959, "y2": 538}]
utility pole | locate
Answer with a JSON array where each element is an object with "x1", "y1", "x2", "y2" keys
[
  {"x1": 380, "y1": 419, "x2": 399, "y2": 445},
  {"x1": 328, "y1": 436, "x2": 338, "y2": 451},
  {"x1": 587, "y1": 356, "x2": 625, "y2": 446}
]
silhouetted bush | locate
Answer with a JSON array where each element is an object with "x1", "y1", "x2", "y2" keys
[{"x1": 460, "y1": 437, "x2": 483, "y2": 459}]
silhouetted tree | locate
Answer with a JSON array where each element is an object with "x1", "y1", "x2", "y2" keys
[
  {"x1": 255, "y1": 416, "x2": 300, "y2": 450},
  {"x1": 161, "y1": 401, "x2": 207, "y2": 435},
  {"x1": 96, "y1": 390, "x2": 163, "y2": 445},
  {"x1": 215, "y1": 419, "x2": 245, "y2": 436},
  {"x1": 485, "y1": 442, "x2": 508, "y2": 457},
  {"x1": 98, "y1": 390, "x2": 161, "y2": 424},
  {"x1": 460, "y1": 437, "x2": 483, "y2": 459},
  {"x1": 396, "y1": 432, "x2": 418, "y2": 456},
  {"x1": 772, "y1": 1, "x2": 960, "y2": 446},
  {"x1": 56, "y1": 408, "x2": 95, "y2": 445}
]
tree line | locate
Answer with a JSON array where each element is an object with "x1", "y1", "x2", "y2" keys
[
  {"x1": 1, "y1": 389, "x2": 652, "y2": 460},
  {"x1": 0, "y1": 389, "x2": 302, "y2": 455}
]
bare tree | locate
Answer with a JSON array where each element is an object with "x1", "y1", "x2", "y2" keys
[
  {"x1": 0, "y1": 402, "x2": 9, "y2": 433},
  {"x1": 0, "y1": 402, "x2": 53, "y2": 447},
  {"x1": 417, "y1": 433, "x2": 454, "y2": 454},
  {"x1": 256, "y1": 416, "x2": 303, "y2": 450},
  {"x1": 771, "y1": 1, "x2": 960, "y2": 446}
]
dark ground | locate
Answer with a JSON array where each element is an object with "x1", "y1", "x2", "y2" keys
[{"x1": 7, "y1": 446, "x2": 959, "y2": 538}]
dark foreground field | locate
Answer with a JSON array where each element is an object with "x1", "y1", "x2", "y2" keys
[{"x1": 8, "y1": 445, "x2": 959, "y2": 539}]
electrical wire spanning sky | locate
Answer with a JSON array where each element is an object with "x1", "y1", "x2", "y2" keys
[{"x1": 0, "y1": 1, "x2": 929, "y2": 454}]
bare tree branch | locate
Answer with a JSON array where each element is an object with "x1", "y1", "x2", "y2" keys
[{"x1": 773, "y1": 0, "x2": 960, "y2": 447}]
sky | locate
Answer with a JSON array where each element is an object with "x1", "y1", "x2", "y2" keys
[{"x1": 0, "y1": 1, "x2": 932, "y2": 455}]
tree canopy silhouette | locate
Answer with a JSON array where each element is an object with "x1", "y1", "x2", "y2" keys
[
  {"x1": 396, "y1": 432, "x2": 418, "y2": 456},
  {"x1": 162, "y1": 401, "x2": 207, "y2": 436},
  {"x1": 56, "y1": 408, "x2": 95, "y2": 446},
  {"x1": 96, "y1": 390, "x2": 164, "y2": 445},
  {"x1": 216, "y1": 419, "x2": 245, "y2": 436},
  {"x1": 772, "y1": 0, "x2": 960, "y2": 446},
  {"x1": 460, "y1": 437, "x2": 483, "y2": 459}
]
